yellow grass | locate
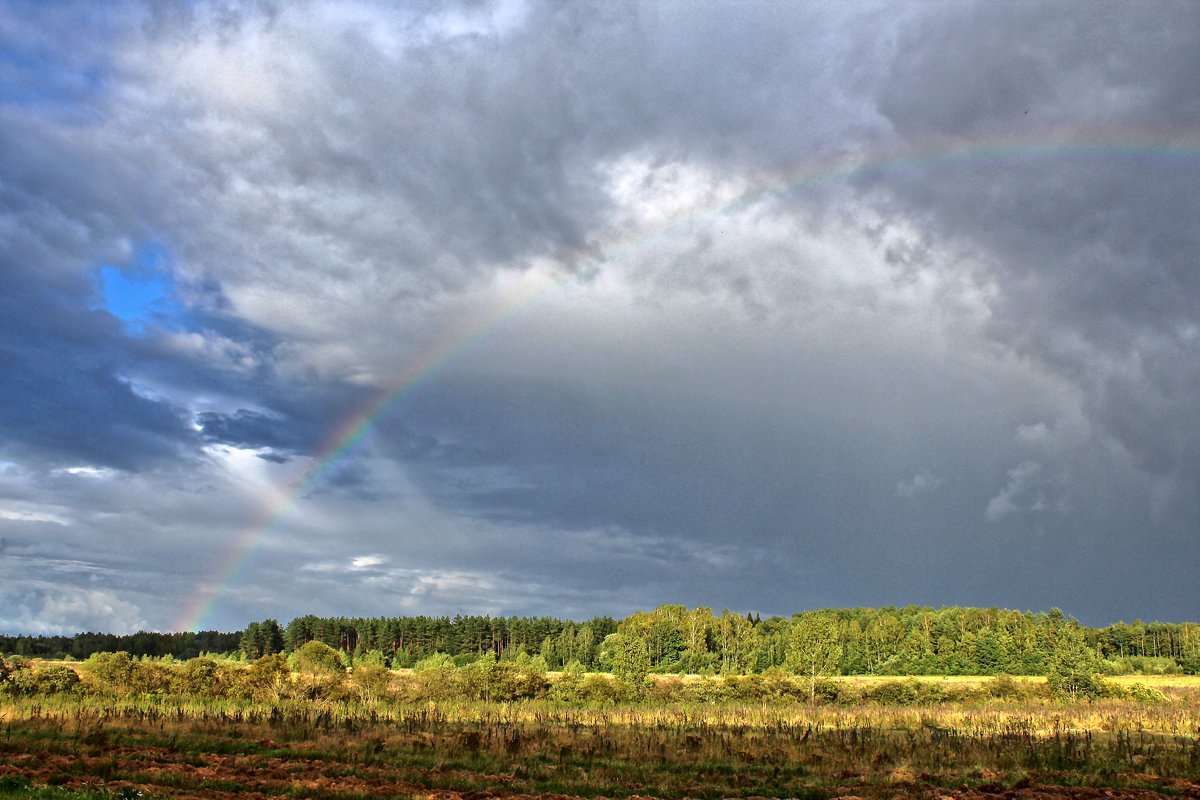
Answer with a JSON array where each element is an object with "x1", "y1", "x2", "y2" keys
[{"x1": 1106, "y1": 673, "x2": 1200, "y2": 687}]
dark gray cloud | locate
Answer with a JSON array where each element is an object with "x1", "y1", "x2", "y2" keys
[
  {"x1": 866, "y1": 2, "x2": 1200, "y2": 510},
  {"x1": 0, "y1": 0, "x2": 1197, "y2": 633},
  {"x1": 196, "y1": 409, "x2": 306, "y2": 455}
]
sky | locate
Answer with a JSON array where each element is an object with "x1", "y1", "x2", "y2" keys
[{"x1": 1, "y1": 0, "x2": 1198, "y2": 635}]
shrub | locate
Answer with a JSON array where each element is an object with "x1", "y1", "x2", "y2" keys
[
  {"x1": 679, "y1": 678, "x2": 735, "y2": 704},
  {"x1": 128, "y1": 661, "x2": 174, "y2": 695},
  {"x1": 413, "y1": 652, "x2": 455, "y2": 672},
  {"x1": 547, "y1": 672, "x2": 584, "y2": 702},
  {"x1": 987, "y1": 674, "x2": 1038, "y2": 700},
  {"x1": 549, "y1": 673, "x2": 635, "y2": 704},
  {"x1": 761, "y1": 668, "x2": 808, "y2": 702},
  {"x1": 1, "y1": 659, "x2": 36, "y2": 696},
  {"x1": 459, "y1": 656, "x2": 549, "y2": 702},
  {"x1": 646, "y1": 676, "x2": 685, "y2": 702},
  {"x1": 560, "y1": 659, "x2": 586, "y2": 676},
  {"x1": 812, "y1": 678, "x2": 851, "y2": 705},
  {"x1": 179, "y1": 657, "x2": 224, "y2": 696},
  {"x1": 245, "y1": 653, "x2": 291, "y2": 700},
  {"x1": 511, "y1": 651, "x2": 549, "y2": 674},
  {"x1": 80, "y1": 652, "x2": 135, "y2": 692},
  {"x1": 355, "y1": 649, "x2": 389, "y2": 668},
  {"x1": 291, "y1": 641, "x2": 349, "y2": 699},
  {"x1": 412, "y1": 664, "x2": 463, "y2": 702},
  {"x1": 864, "y1": 679, "x2": 953, "y2": 705},
  {"x1": 866, "y1": 680, "x2": 921, "y2": 705},
  {"x1": 1119, "y1": 682, "x2": 1168, "y2": 703},
  {"x1": 1047, "y1": 668, "x2": 1113, "y2": 701},
  {"x1": 724, "y1": 674, "x2": 767, "y2": 701},
  {"x1": 350, "y1": 663, "x2": 392, "y2": 703},
  {"x1": 293, "y1": 641, "x2": 347, "y2": 678},
  {"x1": 33, "y1": 664, "x2": 81, "y2": 695}
]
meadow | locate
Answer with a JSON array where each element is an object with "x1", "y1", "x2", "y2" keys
[{"x1": 1, "y1": 664, "x2": 1198, "y2": 800}]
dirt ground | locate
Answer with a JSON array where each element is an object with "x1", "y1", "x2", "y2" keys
[{"x1": 2, "y1": 741, "x2": 1199, "y2": 800}]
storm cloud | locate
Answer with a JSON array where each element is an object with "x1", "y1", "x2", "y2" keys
[{"x1": 1, "y1": 0, "x2": 1197, "y2": 634}]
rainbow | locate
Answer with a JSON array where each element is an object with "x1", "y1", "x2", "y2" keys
[{"x1": 174, "y1": 129, "x2": 1200, "y2": 632}]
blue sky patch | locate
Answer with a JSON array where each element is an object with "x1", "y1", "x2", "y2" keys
[{"x1": 98, "y1": 242, "x2": 186, "y2": 333}]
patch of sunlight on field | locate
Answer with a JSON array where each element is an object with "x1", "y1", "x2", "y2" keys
[{"x1": 1107, "y1": 673, "x2": 1200, "y2": 687}]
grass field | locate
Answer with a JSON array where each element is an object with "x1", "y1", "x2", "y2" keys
[{"x1": 1, "y1": 677, "x2": 1198, "y2": 800}]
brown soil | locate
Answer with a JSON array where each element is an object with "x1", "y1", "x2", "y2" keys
[{"x1": 3, "y1": 745, "x2": 1198, "y2": 800}]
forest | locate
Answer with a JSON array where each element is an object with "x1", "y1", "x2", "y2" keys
[{"x1": 3, "y1": 605, "x2": 1198, "y2": 677}]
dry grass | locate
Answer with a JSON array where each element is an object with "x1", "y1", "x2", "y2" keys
[
  {"x1": 1, "y1": 689, "x2": 1198, "y2": 799},
  {"x1": 3, "y1": 663, "x2": 1198, "y2": 798}
]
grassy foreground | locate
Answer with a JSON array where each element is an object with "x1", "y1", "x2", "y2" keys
[{"x1": 1, "y1": 678, "x2": 1199, "y2": 800}]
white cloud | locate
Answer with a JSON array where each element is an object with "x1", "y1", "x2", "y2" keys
[
  {"x1": 0, "y1": 0, "x2": 1197, "y2": 630},
  {"x1": 350, "y1": 554, "x2": 384, "y2": 570},
  {"x1": 896, "y1": 471, "x2": 942, "y2": 498},
  {"x1": 985, "y1": 461, "x2": 1048, "y2": 523},
  {"x1": 0, "y1": 584, "x2": 146, "y2": 636},
  {"x1": 0, "y1": 507, "x2": 69, "y2": 525}
]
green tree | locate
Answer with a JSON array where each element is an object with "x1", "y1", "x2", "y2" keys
[
  {"x1": 293, "y1": 640, "x2": 346, "y2": 678},
  {"x1": 785, "y1": 614, "x2": 843, "y2": 702},
  {"x1": 240, "y1": 619, "x2": 285, "y2": 660},
  {"x1": 1047, "y1": 624, "x2": 1108, "y2": 701},
  {"x1": 607, "y1": 632, "x2": 650, "y2": 686},
  {"x1": 715, "y1": 609, "x2": 757, "y2": 674}
]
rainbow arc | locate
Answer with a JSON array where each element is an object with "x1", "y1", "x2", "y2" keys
[{"x1": 175, "y1": 131, "x2": 1200, "y2": 632}]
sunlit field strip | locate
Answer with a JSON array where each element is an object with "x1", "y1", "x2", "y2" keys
[{"x1": 3, "y1": 693, "x2": 1199, "y2": 737}]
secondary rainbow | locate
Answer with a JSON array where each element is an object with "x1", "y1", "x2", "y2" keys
[{"x1": 175, "y1": 129, "x2": 1200, "y2": 632}]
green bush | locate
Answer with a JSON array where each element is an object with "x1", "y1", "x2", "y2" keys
[
  {"x1": 724, "y1": 674, "x2": 767, "y2": 701},
  {"x1": 293, "y1": 641, "x2": 347, "y2": 678},
  {"x1": 459, "y1": 656, "x2": 549, "y2": 702},
  {"x1": 179, "y1": 657, "x2": 225, "y2": 696},
  {"x1": 412, "y1": 664, "x2": 463, "y2": 702},
  {"x1": 678, "y1": 678, "x2": 735, "y2": 704},
  {"x1": 987, "y1": 674, "x2": 1039, "y2": 700},
  {"x1": 1119, "y1": 682, "x2": 1168, "y2": 703},
  {"x1": 354, "y1": 649, "x2": 389, "y2": 668},
  {"x1": 559, "y1": 659, "x2": 586, "y2": 676},
  {"x1": 645, "y1": 675, "x2": 684, "y2": 702},
  {"x1": 34, "y1": 665, "x2": 82, "y2": 694},
  {"x1": 864, "y1": 679, "x2": 955, "y2": 705},
  {"x1": 760, "y1": 668, "x2": 809, "y2": 702},
  {"x1": 547, "y1": 672, "x2": 584, "y2": 702},
  {"x1": 80, "y1": 652, "x2": 135, "y2": 692},
  {"x1": 290, "y1": 641, "x2": 349, "y2": 699},
  {"x1": 865, "y1": 680, "x2": 921, "y2": 705},
  {"x1": 548, "y1": 673, "x2": 636, "y2": 704},
  {"x1": 812, "y1": 678, "x2": 854, "y2": 705},
  {"x1": 2, "y1": 662, "x2": 37, "y2": 696},
  {"x1": 245, "y1": 653, "x2": 291, "y2": 700},
  {"x1": 350, "y1": 663, "x2": 393, "y2": 702},
  {"x1": 413, "y1": 652, "x2": 454, "y2": 672},
  {"x1": 128, "y1": 661, "x2": 174, "y2": 695},
  {"x1": 1046, "y1": 668, "x2": 1113, "y2": 701}
]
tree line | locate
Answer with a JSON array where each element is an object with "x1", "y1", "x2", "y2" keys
[
  {"x1": 0, "y1": 629, "x2": 240, "y2": 661},
  {"x1": 3, "y1": 605, "x2": 1198, "y2": 677}
]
